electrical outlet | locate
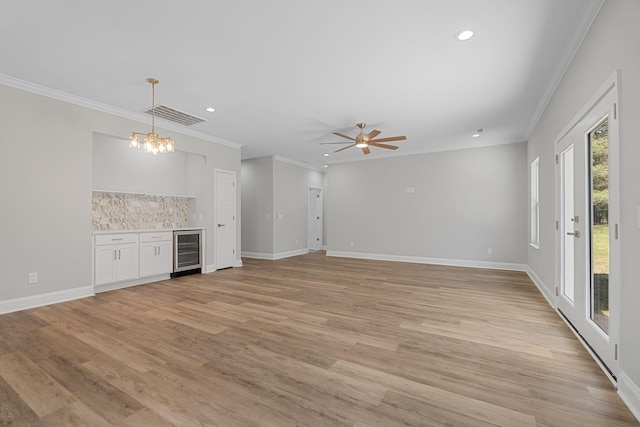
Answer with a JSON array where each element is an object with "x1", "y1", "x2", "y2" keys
[
  {"x1": 295, "y1": 239, "x2": 298, "y2": 245},
  {"x1": 28, "y1": 272, "x2": 38, "y2": 284},
  {"x1": 350, "y1": 241, "x2": 354, "y2": 247},
  {"x1": 487, "y1": 248, "x2": 493, "y2": 255}
]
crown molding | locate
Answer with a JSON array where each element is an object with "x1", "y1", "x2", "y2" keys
[
  {"x1": 273, "y1": 155, "x2": 325, "y2": 172},
  {"x1": 326, "y1": 137, "x2": 526, "y2": 166},
  {"x1": 0, "y1": 73, "x2": 242, "y2": 149},
  {"x1": 524, "y1": 0, "x2": 605, "y2": 139}
]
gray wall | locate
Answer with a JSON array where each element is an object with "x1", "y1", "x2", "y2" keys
[
  {"x1": 93, "y1": 132, "x2": 209, "y2": 229},
  {"x1": 327, "y1": 142, "x2": 527, "y2": 268},
  {"x1": 273, "y1": 159, "x2": 323, "y2": 255},
  {"x1": 0, "y1": 83, "x2": 241, "y2": 306},
  {"x1": 93, "y1": 132, "x2": 189, "y2": 196},
  {"x1": 241, "y1": 156, "x2": 324, "y2": 258},
  {"x1": 241, "y1": 157, "x2": 274, "y2": 255},
  {"x1": 527, "y1": 0, "x2": 640, "y2": 406}
]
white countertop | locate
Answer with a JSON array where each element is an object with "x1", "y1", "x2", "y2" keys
[{"x1": 93, "y1": 227, "x2": 206, "y2": 235}]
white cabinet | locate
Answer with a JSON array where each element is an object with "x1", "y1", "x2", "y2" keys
[
  {"x1": 94, "y1": 234, "x2": 139, "y2": 285},
  {"x1": 139, "y1": 231, "x2": 173, "y2": 277}
]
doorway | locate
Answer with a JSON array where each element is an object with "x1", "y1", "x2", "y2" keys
[
  {"x1": 307, "y1": 187, "x2": 323, "y2": 251},
  {"x1": 215, "y1": 169, "x2": 237, "y2": 270},
  {"x1": 555, "y1": 74, "x2": 620, "y2": 378}
]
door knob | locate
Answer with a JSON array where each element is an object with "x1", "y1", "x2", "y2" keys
[
  {"x1": 217, "y1": 223, "x2": 225, "y2": 227},
  {"x1": 567, "y1": 231, "x2": 580, "y2": 238}
]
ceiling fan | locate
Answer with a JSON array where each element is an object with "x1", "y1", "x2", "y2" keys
[{"x1": 321, "y1": 122, "x2": 406, "y2": 155}]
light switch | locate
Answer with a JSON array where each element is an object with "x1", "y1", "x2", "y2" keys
[
  {"x1": 277, "y1": 213, "x2": 284, "y2": 220},
  {"x1": 28, "y1": 272, "x2": 37, "y2": 284}
]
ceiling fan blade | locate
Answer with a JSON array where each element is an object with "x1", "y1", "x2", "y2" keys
[
  {"x1": 368, "y1": 142, "x2": 399, "y2": 150},
  {"x1": 362, "y1": 146, "x2": 371, "y2": 155},
  {"x1": 320, "y1": 142, "x2": 353, "y2": 145},
  {"x1": 335, "y1": 143, "x2": 356, "y2": 153},
  {"x1": 369, "y1": 135, "x2": 407, "y2": 143},
  {"x1": 365, "y1": 130, "x2": 381, "y2": 140},
  {"x1": 333, "y1": 132, "x2": 356, "y2": 141}
]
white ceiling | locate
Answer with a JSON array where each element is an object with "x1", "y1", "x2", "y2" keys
[{"x1": 0, "y1": 0, "x2": 602, "y2": 169}]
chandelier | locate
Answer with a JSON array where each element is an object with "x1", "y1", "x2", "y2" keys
[{"x1": 128, "y1": 78, "x2": 175, "y2": 155}]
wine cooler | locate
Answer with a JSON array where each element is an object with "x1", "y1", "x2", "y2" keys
[{"x1": 172, "y1": 229, "x2": 202, "y2": 277}]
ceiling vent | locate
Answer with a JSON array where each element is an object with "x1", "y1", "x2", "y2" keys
[{"x1": 145, "y1": 105, "x2": 206, "y2": 126}]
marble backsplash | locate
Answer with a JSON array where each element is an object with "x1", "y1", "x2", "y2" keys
[{"x1": 92, "y1": 192, "x2": 188, "y2": 231}]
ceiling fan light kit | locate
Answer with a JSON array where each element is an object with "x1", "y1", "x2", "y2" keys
[
  {"x1": 321, "y1": 122, "x2": 406, "y2": 155},
  {"x1": 128, "y1": 78, "x2": 175, "y2": 155}
]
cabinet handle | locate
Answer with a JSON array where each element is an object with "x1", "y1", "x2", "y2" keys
[
  {"x1": 157, "y1": 246, "x2": 160, "y2": 255},
  {"x1": 153, "y1": 236, "x2": 161, "y2": 239},
  {"x1": 111, "y1": 238, "x2": 124, "y2": 241},
  {"x1": 114, "y1": 250, "x2": 117, "y2": 261},
  {"x1": 118, "y1": 249, "x2": 121, "y2": 260}
]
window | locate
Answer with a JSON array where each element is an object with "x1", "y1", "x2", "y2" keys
[{"x1": 530, "y1": 157, "x2": 540, "y2": 248}]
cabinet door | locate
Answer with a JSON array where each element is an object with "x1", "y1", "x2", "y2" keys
[
  {"x1": 155, "y1": 241, "x2": 173, "y2": 274},
  {"x1": 95, "y1": 245, "x2": 117, "y2": 285},
  {"x1": 139, "y1": 242, "x2": 157, "y2": 278},
  {"x1": 116, "y1": 243, "x2": 138, "y2": 281}
]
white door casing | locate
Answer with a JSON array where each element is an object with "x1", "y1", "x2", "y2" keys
[
  {"x1": 555, "y1": 72, "x2": 620, "y2": 377},
  {"x1": 216, "y1": 169, "x2": 237, "y2": 269},
  {"x1": 308, "y1": 187, "x2": 322, "y2": 250}
]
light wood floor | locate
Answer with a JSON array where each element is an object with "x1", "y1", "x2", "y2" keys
[{"x1": 0, "y1": 252, "x2": 637, "y2": 426}]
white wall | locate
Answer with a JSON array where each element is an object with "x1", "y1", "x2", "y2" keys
[
  {"x1": 0, "y1": 83, "x2": 241, "y2": 311},
  {"x1": 327, "y1": 142, "x2": 527, "y2": 269},
  {"x1": 527, "y1": 0, "x2": 640, "y2": 416}
]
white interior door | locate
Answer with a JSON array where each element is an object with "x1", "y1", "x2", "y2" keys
[
  {"x1": 556, "y1": 81, "x2": 619, "y2": 377},
  {"x1": 307, "y1": 188, "x2": 322, "y2": 250},
  {"x1": 215, "y1": 169, "x2": 236, "y2": 269}
]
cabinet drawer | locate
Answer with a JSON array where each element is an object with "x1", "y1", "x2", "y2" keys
[
  {"x1": 95, "y1": 233, "x2": 138, "y2": 245},
  {"x1": 139, "y1": 231, "x2": 173, "y2": 243}
]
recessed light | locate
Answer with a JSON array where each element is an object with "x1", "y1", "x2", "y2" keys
[
  {"x1": 472, "y1": 128, "x2": 483, "y2": 138},
  {"x1": 205, "y1": 107, "x2": 216, "y2": 113},
  {"x1": 323, "y1": 153, "x2": 329, "y2": 157},
  {"x1": 323, "y1": 165, "x2": 328, "y2": 168},
  {"x1": 456, "y1": 30, "x2": 474, "y2": 41}
]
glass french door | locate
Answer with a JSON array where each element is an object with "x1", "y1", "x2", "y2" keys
[{"x1": 556, "y1": 83, "x2": 619, "y2": 377}]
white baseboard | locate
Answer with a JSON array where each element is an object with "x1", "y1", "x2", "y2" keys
[
  {"x1": 619, "y1": 371, "x2": 640, "y2": 422},
  {"x1": 203, "y1": 260, "x2": 242, "y2": 273},
  {"x1": 94, "y1": 274, "x2": 171, "y2": 293},
  {"x1": 326, "y1": 250, "x2": 526, "y2": 272},
  {"x1": 525, "y1": 266, "x2": 556, "y2": 307},
  {"x1": 274, "y1": 249, "x2": 309, "y2": 260},
  {"x1": 527, "y1": 268, "x2": 639, "y2": 422},
  {"x1": 0, "y1": 286, "x2": 94, "y2": 315},
  {"x1": 241, "y1": 251, "x2": 274, "y2": 260},
  {"x1": 242, "y1": 249, "x2": 309, "y2": 261}
]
